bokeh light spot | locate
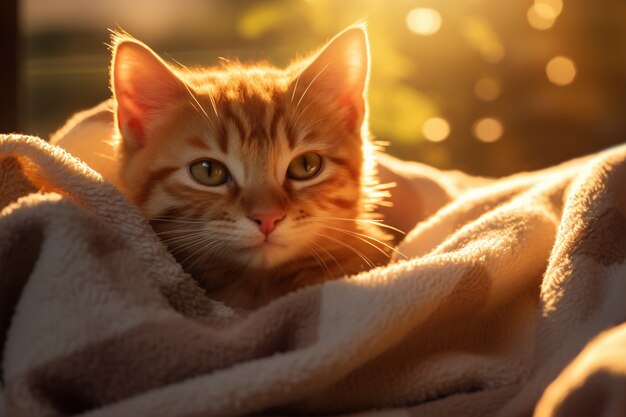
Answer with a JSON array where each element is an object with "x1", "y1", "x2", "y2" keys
[
  {"x1": 422, "y1": 117, "x2": 450, "y2": 142},
  {"x1": 534, "y1": 3, "x2": 557, "y2": 19},
  {"x1": 406, "y1": 8, "x2": 442, "y2": 36},
  {"x1": 527, "y1": 6, "x2": 555, "y2": 30},
  {"x1": 546, "y1": 56, "x2": 576, "y2": 86},
  {"x1": 528, "y1": 0, "x2": 563, "y2": 30},
  {"x1": 473, "y1": 118, "x2": 503, "y2": 143},
  {"x1": 535, "y1": 0, "x2": 563, "y2": 18},
  {"x1": 475, "y1": 78, "x2": 501, "y2": 101}
]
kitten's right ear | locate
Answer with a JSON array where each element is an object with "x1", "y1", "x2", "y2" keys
[{"x1": 111, "y1": 37, "x2": 186, "y2": 149}]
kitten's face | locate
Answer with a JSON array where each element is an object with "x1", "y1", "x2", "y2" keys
[{"x1": 112, "y1": 28, "x2": 373, "y2": 272}]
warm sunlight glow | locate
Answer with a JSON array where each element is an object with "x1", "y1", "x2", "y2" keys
[
  {"x1": 528, "y1": 0, "x2": 563, "y2": 30},
  {"x1": 475, "y1": 78, "x2": 501, "y2": 101},
  {"x1": 462, "y1": 17, "x2": 505, "y2": 63},
  {"x1": 546, "y1": 56, "x2": 576, "y2": 86},
  {"x1": 346, "y1": 43, "x2": 365, "y2": 84},
  {"x1": 535, "y1": 0, "x2": 563, "y2": 19},
  {"x1": 406, "y1": 8, "x2": 442, "y2": 36},
  {"x1": 473, "y1": 118, "x2": 503, "y2": 143},
  {"x1": 481, "y1": 43, "x2": 505, "y2": 63},
  {"x1": 527, "y1": 6, "x2": 555, "y2": 30},
  {"x1": 422, "y1": 117, "x2": 450, "y2": 142}
]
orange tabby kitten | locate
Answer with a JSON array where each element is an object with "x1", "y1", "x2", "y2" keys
[{"x1": 110, "y1": 26, "x2": 394, "y2": 308}]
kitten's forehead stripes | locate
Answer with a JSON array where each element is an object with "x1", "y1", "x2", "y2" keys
[
  {"x1": 285, "y1": 120, "x2": 298, "y2": 149},
  {"x1": 221, "y1": 102, "x2": 246, "y2": 146},
  {"x1": 224, "y1": 97, "x2": 279, "y2": 145},
  {"x1": 186, "y1": 136, "x2": 211, "y2": 151},
  {"x1": 243, "y1": 93, "x2": 272, "y2": 143},
  {"x1": 214, "y1": 120, "x2": 229, "y2": 153},
  {"x1": 269, "y1": 104, "x2": 285, "y2": 143},
  {"x1": 206, "y1": 84, "x2": 298, "y2": 150}
]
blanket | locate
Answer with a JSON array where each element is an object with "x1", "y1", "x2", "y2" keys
[{"x1": 1, "y1": 133, "x2": 625, "y2": 417}]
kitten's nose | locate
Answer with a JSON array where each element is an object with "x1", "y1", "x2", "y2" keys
[{"x1": 249, "y1": 212, "x2": 285, "y2": 235}]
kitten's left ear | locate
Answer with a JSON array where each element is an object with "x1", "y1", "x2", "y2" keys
[
  {"x1": 111, "y1": 36, "x2": 187, "y2": 150},
  {"x1": 294, "y1": 26, "x2": 370, "y2": 132}
]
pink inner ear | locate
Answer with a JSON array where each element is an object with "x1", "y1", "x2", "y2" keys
[
  {"x1": 113, "y1": 41, "x2": 186, "y2": 148},
  {"x1": 338, "y1": 93, "x2": 363, "y2": 132},
  {"x1": 116, "y1": 91, "x2": 150, "y2": 147},
  {"x1": 344, "y1": 104, "x2": 358, "y2": 132},
  {"x1": 121, "y1": 116, "x2": 147, "y2": 148}
]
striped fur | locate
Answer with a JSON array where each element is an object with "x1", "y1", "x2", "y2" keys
[{"x1": 111, "y1": 26, "x2": 393, "y2": 308}]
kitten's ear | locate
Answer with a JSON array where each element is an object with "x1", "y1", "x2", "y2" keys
[
  {"x1": 111, "y1": 37, "x2": 186, "y2": 149},
  {"x1": 294, "y1": 26, "x2": 370, "y2": 132}
]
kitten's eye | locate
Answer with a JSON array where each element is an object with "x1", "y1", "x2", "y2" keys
[
  {"x1": 287, "y1": 152, "x2": 322, "y2": 180},
  {"x1": 189, "y1": 160, "x2": 229, "y2": 186}
]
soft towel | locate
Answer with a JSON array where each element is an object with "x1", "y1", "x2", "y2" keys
[{"x1": 1, "y1": 133, "x2": 625, "y2": 417}]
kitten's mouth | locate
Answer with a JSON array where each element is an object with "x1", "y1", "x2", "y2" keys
[
  {"x1": 244, "y1": 239, "x2": 288, "y2": 268},
  {"x1": 258, "y1": 240, "x2": 286, "y2": 250},
  {"x1": 243, "y1": 237, "x2": 286, "y2": 251}
]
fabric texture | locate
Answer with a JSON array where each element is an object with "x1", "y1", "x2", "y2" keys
[{"x1": 1, "y1": 133, "x2": 625, "y2": 417}]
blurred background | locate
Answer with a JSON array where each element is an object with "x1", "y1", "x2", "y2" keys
[{"x1": 2, "y1": 0, "x2": 625, "y2": 176}]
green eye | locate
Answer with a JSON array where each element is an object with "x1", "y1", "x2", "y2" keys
[
  {"x1": 189, "y1": 160, "x2": 229, "y2": 186},
  {"x1": 287, "y1": 152, "x2": 323, "y2": 180}
]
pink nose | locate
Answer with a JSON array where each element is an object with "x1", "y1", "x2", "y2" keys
[{"x1": 249, "y1": 212, "x2": 285, "y2": 235}]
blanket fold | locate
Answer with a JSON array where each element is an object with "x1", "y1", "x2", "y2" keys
[{"x1": 1, "y1": 133, "x2": 625, "y2": 417}]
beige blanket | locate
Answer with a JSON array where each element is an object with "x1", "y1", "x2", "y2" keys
[{"x1": 1, "y1": 133, "x2": 625, "y2": 417}]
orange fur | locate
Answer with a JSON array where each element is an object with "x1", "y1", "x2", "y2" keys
[{"x1": 110, "y1": 26, "x2": 393, "y2": 308}]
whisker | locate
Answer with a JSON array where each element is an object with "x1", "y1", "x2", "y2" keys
[
  {"x1": 304, "y1": 242, "x2": 332, "y2": 280},
  {"x1": 166, "y1": 54, "x2": 188, "y2": 70},
  {"x1": 172, "y1": 241, "x2": 212, "y2": 256},
  {"x1": 179, "y1": 238, "x2": 224, "y2": 267},
  {"x1": 315, "y1": 232, "x2": 375, "y2": 269},
  {"x1": 156, "y1": 232, "x2": 234, "y2": 250},
  {"x1": 295, "y1": 62, "x2": 331, "y2": 110},
  {"x1": 310, "y1": 216, "x2": 406, "y2": 235},
  {"x1": 166, "y1": 54, "x2": 218, "y2": 123},
  {"x1": 208, "y1": 94, "x2": 220, "y2": 120},
  {"x1": 154, "y1": 229, "x2": 204, "y2": 237},
  {"x1": 183, "y1": 84, "x2": 210, "y2": 122},
  {"x1": 154, "y1": 229, "x2": 208, "y2": 238},
  {"x1": 321, "y1": 226, "x2": 391, "y2": 259},
  {"x1": 165, "y1": 233, "x2": 217, "y2": 253},
  {"x1": 150, "y1": 217, "x2": 210, "y2": 225},
  {"x1": 291, "y1": 99, "x2": 317, "y2": 131},
  {"x1": 158, "y1": 232, "x2": 209, "y2": 245},
  {"x1": 93, "y1": 152, "x2": 116, "y2": 161},
  {"x1": 308, "y1": 239, "x2": 347, "y2": 277},
  {"x1": 188, "y1": 99, "x2": 208, "y2": 125},
  {"x1": 181, "y1": 81, "x2": 223, "y2": 136},
  {"x1": 321, "y1": 224, "x2": 408, "y2": 259},
  {"x1": 304, "y1": 115, "x2": 339, "y2": 130},
  {"x1": 150, "y1": 217, "x2": 241, "y2": 229},
  {"x1": 185, "y1": 240, "x2": 231, "y2": 271},
  {"x1": 290, "y1": 72, "x2": 301, "y2": 104}
]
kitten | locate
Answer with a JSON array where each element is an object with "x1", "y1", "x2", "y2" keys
[{"x1": 110, "y1": 26, "x2": 395, "y2": 308}]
